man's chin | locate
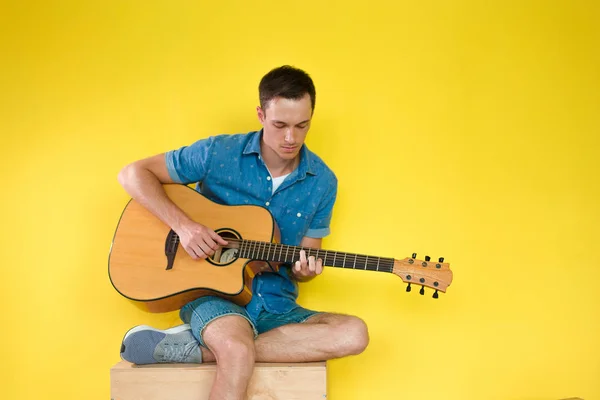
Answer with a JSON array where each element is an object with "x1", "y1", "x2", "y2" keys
[{"x1": 278, "y1": 150, "x2": 299, "y2": 159}]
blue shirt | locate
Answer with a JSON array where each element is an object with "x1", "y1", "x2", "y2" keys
[{"x1": 165, "y1": 130, "x2": 337, "y2": 315}]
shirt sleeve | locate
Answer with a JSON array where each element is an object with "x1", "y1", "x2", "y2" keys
[
  {"x1": 305, "y1": 177, "x2": 337, "y2": 238},
  {"x1": 164, "y1": 136, "x2": 215, "y2": 184}
]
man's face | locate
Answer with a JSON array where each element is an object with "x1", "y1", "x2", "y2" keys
[{"x1": 257, "y1": 93, "x2": 313, "y2": 161}]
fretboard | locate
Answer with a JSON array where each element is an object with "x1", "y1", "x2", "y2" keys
[{"x1": 236, "y1": 240, "x2": 394, "y2": 273}]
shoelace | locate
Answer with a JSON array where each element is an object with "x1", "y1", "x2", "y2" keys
[{"x1": 161, "y1": 341, "x2": 198, "y2": 362}]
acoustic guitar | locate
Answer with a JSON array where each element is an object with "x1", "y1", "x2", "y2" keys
[{"x1": 108, "y1": 184, "x2": 453, "y2": 312}]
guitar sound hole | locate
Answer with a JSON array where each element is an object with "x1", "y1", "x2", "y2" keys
[{"x1": 208, "y1": 229, "x2": 242, "y2": 266}]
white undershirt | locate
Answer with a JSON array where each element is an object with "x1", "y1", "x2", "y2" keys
[{"x1": 271, "y1": 173, "x2": 290, "y2": 194}]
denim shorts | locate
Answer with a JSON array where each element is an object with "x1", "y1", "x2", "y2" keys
[{"x1": 179, "y1": 296, "x2": 320, "y2": 348}]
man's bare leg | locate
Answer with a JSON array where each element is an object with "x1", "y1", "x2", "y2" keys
[
  {"x1": 186, "y1": 313, "x2": 369, "y2": 400},
  {"x1": 201, "y1": 313, "x2": 369, "y2": 363},
  {"x1": 202, "y1": 316, "x2": 256, "y2": 400}
]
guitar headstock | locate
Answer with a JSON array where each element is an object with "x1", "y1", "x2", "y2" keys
[{"x1": 392, "y1": 253, "x2": 453, "y2": 298}]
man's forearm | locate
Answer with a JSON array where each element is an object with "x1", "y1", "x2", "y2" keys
[{"x1": 118, "y1": 165, "x2": 192, "y2": 232}]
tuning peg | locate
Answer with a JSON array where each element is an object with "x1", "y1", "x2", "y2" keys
[
  {"x1": 438, "y1": 257, "x2": 444, "y2": 262},
  {"x1": 425, "y1": 255, "x2": 431, "y2": 261},
  {"x1": 406, "y1": 283, "x2": 412, "y2": 292},
  {"x1": 433, "y1": 290, "x2": 439, "y2": 299},
  {"x1": 412, "y1": 253, "x2": 417, "y2": 259},
  {"x1": 419, "y1": 286, "x2": 425, "y2": 295}
]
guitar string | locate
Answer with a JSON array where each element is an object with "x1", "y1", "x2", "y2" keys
[
  {"x1": 231, "y1": 239, "x2": 443, "y2": 267},
  {"x1": 221, "y1": 238, "x2": 397, "y2": 270},
  {"x1": 226, "y1": 238, "x2": 393, "y2": 262},
  {"x1": 221, "y1": 239, "x2": 445, "y2": 284}
]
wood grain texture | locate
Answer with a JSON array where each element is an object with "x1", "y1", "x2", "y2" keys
[{"x1": 110, "y1": 360, "x2": 327, "y2": 400}]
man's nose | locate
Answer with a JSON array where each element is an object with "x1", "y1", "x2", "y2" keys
[{"x1": 285, "y1": 128, "x2": 296, "y2": 143}]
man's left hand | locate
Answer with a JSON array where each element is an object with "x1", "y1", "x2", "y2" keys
[{"x1": 292, "y1": 250, "x2": 323, "y2": 280}]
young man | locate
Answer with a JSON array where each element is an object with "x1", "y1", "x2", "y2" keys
[{"x1": 117, "y1": 65, "x2": 369, "y2": 400}]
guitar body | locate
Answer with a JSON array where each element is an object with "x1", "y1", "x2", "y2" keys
[{"x1": 109, "y1": 184, "x2": 280, "y2": 313}]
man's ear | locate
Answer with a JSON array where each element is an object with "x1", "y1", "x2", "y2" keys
[{"x1": 256, "y1": 106, "x2": 265, "y2": 124}]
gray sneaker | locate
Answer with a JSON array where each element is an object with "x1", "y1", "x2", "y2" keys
[{"x1": 120, "y1": 324, "x2": 203, "y2": 365}]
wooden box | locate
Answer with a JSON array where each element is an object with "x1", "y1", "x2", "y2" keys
[{"x1": 110, "y1": 360, "x2": 327, "y2": 400}]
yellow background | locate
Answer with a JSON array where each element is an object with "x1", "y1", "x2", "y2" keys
[{"x1": 2, "y1": 1, "x2": 598, "y2": 399}]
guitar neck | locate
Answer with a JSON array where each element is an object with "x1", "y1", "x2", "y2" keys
[{"x1": 235, "y1": 239, "x2": 395, "y2": 273}]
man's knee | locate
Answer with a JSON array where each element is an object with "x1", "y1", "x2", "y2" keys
[
  {"x1": 311, "y1": 313, "x2": 369, "y2": 357},
  {"x1": 203, "y1": 315, "x2": 256, "y2": 365},
  {"x1": 334, "y1": 315, "x2": 370, "y2": 356},
  {"x1": 322, "y1": 314, "x2": 369, "y2": 357},
  {"x1": 214, "y1": 336, "x2": 256, "y2": 365}
]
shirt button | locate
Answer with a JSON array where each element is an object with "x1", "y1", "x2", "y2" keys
[
  {"x1": 297, "y1": 212, "x2": 302, "y2": 217},
  {"x1": 266, "y1": 176, "x2": 271, "y2": 181},
  {"x1": 266, "y1": 201, "x2": 270, "y2": 206}
]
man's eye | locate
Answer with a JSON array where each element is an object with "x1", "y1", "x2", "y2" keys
[{"x1": 274, "y1": 124, "x2": 285, "y2": 129}]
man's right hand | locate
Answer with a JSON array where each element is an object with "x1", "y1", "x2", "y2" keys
[{"x1": 176, "y1": 221, "x2": 228, "y2": 260}]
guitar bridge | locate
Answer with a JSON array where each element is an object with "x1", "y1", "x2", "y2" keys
[{"x1": 164, "y1": 229, "x2": 179, "y2": 270}]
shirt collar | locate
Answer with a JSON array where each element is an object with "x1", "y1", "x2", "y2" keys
[{"x1": 243, "y1": 129, "x2": 316, "y2": 176}]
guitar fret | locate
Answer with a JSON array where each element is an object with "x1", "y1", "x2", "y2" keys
[{"x1": 237, "y1": 240, "x2": 394, "y2": 274}]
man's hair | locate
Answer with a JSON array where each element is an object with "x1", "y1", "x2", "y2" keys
[{"x1": 259, "y1": 65, "x2": 316, "y2": 113}]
